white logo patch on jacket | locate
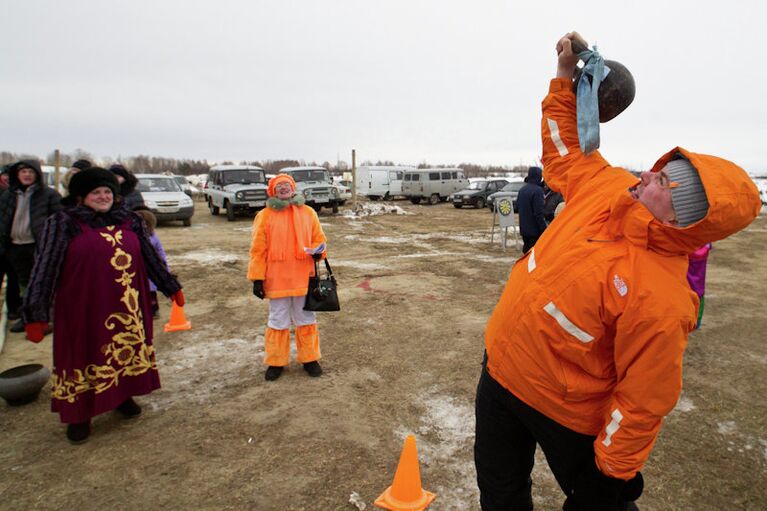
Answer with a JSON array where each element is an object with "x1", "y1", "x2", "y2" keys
[{"x1": 613, "y1": 274, "x2": 628, "y2": 297}]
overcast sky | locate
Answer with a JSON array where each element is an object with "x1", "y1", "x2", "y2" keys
[{"x1": 2, "y1": 1, "x2": 765, "y2": 172}]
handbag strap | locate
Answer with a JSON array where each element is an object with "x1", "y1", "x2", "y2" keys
[{"x1": 314, "y1": 257, "x2": 334, "y2": 277}]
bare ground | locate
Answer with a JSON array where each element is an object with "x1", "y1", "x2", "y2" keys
[{"x1": 1, "y1": 200, "x2": 765, "y2": 510}]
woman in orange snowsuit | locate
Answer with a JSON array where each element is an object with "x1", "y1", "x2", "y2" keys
[
  {"x1": 474, "y1": 32, "x2": 761, "y2": 510},
  {"x1": 248, "y1": 175, "x2": 327, "y2": 381}
]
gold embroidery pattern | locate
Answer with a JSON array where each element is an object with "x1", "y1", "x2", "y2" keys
[{"x1": 52, "y1": 228, "x2": 155, "y2": 403}]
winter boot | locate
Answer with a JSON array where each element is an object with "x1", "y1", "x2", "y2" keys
[
  {"x1": 116, "y1": 397, "x2": 142, "y2": 418},
  {"x1": 265, "y1": 366, "x2": 284, "y2": 381},
  {"x1": 66, "y1": 420, "x2": 91, "y2": 444},
  {"x1": 303, "y1": 361, "x2": 323, "y2": 377},
  {"x1": 9, "y1": 319, "x2": 24, "y2": 333}
]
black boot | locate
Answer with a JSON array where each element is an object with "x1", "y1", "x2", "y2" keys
[
  {"x1": 265, "y1": 366, "x2": 283, "y2": 381},
  {"x1": 9, "y1": 319, "x2": 24, "y2": 333},
  {"x1": 66, "y1": 421, "x2": 91, "y2": 444},
  {"x1": 116, "y1": 397, "x2": 142, "y2": 418},
  {"x1": 303, "y1": 361, "x2": 323, "y2": 377}
]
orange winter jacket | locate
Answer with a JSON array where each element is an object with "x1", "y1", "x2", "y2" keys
[
  {"x1": 247, "y1": 200, "x2": 326, "y2": 299},
  {"x1": 485, "y1": 78, "x2": 761, "y2": 480}
]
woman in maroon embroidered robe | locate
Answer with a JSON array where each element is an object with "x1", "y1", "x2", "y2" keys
[{"x1": 23, "y1": 167, "x2": 184, "y2": 444}]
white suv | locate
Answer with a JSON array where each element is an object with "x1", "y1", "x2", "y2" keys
[
  {"x1": 279, "y1": 166, "x2": 343, "y2": 213},
  {"x1": 206, "y1": 165, "x2": 269, "y2": 221}
]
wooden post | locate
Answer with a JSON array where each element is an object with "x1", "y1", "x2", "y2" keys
[
  {"x1": 351, "y1": 149, "x2": 357, "y2": 208},
  {"x1": 54, "y1": 149, "x2": 61, "y2": 192}
]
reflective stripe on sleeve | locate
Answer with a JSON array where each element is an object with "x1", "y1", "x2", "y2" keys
[
  {"x1": 601, "y1": 408, "x2": 624, "y2": 447},
  {"x1": 547, "y1": 118, "x2": 569, "y2": 157},
  {"x1": 528, "y1": 248, "x2": 536, "y2": 272},
  {"x1": 543, "y1": 301, "x2": 594, "y2": 343}
]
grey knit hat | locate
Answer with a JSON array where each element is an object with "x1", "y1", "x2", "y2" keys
[{"x1": 664, "y1": 158, "x2": 709, "y2": 227}]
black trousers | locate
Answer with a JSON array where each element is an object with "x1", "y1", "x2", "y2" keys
[
  {"x1": 0, "y1": 254, "x2": 22, "y2": 314},
  {"x1": 6, "y1": 243, "x2": 36, "y2": 295},
  {"x1": 474, "y1": 362, "x2": 635, "y2": 511},
  {"x1": 522, "y1": 235, "x2": 539, "y2": 254}
]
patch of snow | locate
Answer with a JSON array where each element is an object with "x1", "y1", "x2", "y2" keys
[
  {"x1": 393, "y1": 251, "x2": 463, "y2": 259},
  {"x1": 233, "y1": 226, "x2": 253, "y2": 233},
  {"x1": 392, "y1": 388, "x2": 476, "y2": 511},
  {"x1": 331, "y1": 260, "x2": 388, "y2": 271},
  {"x1": 342, "y1": 203, "x2": 411, "y2": 218},
  {"x1": 717, "y1": 421, "x2": 737, "y2": 435},
  {"x1": 151, "y1": 332, "x2": 262, "y2": 409},
  {"x1": 170, "y1": 249, "x2": 241, "y2": 265},
  {"x1": 673, "y1": 395, "x2": 696, "y2": 413}
]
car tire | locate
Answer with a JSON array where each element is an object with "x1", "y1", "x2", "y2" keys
[
  {"x1": 332, "y1": 202, "x2": 339, "y2": 213},
  {"x1": 410, "y1": 197, "x2": 421, "y2": 205},
  {"x1": 226, "y1": 201, "x2": 235, "y2": 221},
  {"x1": 209, "y1": 199, "x2": 219, "y2": 215},
  {"x1": 453, "y1": 204, "x2": 462, "y2": 209},
  {"x1": 183, "y1": 218, "x2": 192, "y2": 227},
  {"x1": 476, "y1": 198, "x2": 485, "y2": 209},
  {"x1": 429, "y1": 194, "x2": 440, "y2": 205}
]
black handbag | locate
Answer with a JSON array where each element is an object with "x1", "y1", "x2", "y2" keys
[{"x1": 303, "y1": 258, "x2": 340, "y2": 312}]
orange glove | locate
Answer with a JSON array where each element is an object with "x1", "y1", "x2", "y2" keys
[
  {"x1": 171, "y1": 290, "x2": 185, "y2": 307},
  {"x1": 25, "y1": 322, "x2": 49, "y2": 343}
]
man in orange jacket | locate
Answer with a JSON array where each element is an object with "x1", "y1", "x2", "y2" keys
[
  {"x1": 474, "y1": 32, "x2": 761, "y2": 510},
  {"x1": 248, "y1": 174, "x2": 327, "y2": 381}
]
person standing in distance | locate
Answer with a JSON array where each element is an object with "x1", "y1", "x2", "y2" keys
[
  {"x1": 516, "y1": 166, "x2": 547, "y2": 253},
  {"x1": 248, "y1": 174, "x2": 327, "y2": 381}
]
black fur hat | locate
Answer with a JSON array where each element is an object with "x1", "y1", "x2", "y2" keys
[{"x1": 68, "y1": 167, "x2": 120, "y2": 200}]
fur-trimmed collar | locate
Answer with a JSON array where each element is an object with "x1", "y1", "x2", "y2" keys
[
  {"x1": 65, "y1": 202, "x2": 133, "y2": 228},
  {"x1": 266, "y1": 194, "x2": 306, "y2": 211}
]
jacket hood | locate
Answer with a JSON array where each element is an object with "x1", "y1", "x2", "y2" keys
[
  {"x1": 525, "y1": 166, "x2": 542, "y2": 185},
  {"x1": 8, "y1": 159, "x2": 44, "y2": 190},
  {"x1": 641, "y1": 147, "x2": 760, "y2": 254}
]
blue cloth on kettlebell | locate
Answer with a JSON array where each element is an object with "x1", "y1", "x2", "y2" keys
[{"x1": 576, "y1": 46, "x2": 611, "y2": 154}]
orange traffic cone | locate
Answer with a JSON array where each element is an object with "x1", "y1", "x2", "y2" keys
[
  {"x1": 164, "y1": 301, "x2": 191, "y2": 332},
  {"x1": 374, "y1": 435, "x2": 436, "y2": 511}
]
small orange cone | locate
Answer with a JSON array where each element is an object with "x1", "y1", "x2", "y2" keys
[
  {"x1": 164, "y1": 301, "x2": 191, "y2": 332},
  {"x1": 374, "y1": 435, "x2": 436, "y2": 511}
]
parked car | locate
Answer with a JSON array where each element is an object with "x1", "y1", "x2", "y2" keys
[
  {"x1": 279, "y1": 166, "x2": 344, "y2": 213},
  {"x1": 487, "y1": 181, "x2": 525, "y2": 212},
  {"x1": 452, "y1": 179, "x2": 509, "y2": 209},
  {"x1": 172, "y1": 175, "x2": 197, "y2": 198},
  {"x1": 206, "y1": 165, "x2": 269, "y2": 221},
  {"x1": 401, "y1": 168, "x2": 468, "y2": 205},
  {"x1": 135, "y1": 174, "x2": 195, "y2": 226},
  {"x1": 335, "y1": 183, "x2": 351, "y2": 204}
]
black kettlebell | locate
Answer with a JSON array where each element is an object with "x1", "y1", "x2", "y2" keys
[{"x1": 571, "y1": 40, "x2": 636, "y2": 123}]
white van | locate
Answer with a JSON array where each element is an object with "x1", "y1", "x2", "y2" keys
[
  {"x1": 400, "y1": 168, "x2": 468, "y2": 205},
  {"x1": 356, "y1": 165, "x2": 412, "y2": 200},
  {"x1": 40, "y1": 166, "x2": 67, "y2": 195}
]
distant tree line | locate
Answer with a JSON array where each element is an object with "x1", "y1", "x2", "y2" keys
[{"x1": 1, "y1": 149, "x2": 536, "y2": 178}]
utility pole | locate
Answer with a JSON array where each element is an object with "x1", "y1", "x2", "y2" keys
[
  {"x1": 351, "y1": 149, "x2": 357, "y2": 208},
  {"x1": 54, "y1": 149, "x2": 61, "y2": 191}
]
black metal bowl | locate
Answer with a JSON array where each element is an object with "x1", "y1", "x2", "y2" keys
[{"x1": 0, "y1": 364, "x2": 51, "y2": 406}]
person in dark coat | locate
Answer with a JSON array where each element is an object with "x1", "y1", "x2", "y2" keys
[
  {"x1": 23, "y1": 167, "x2": 183, "y2": 444},
  {"x1": 516, "y1": 166, "x2": 547, "y2": 252},
  {"x1": 0, "y1": 159, "x2": 63, "y2": 332},
  {"x1": 543, "y1": 183, "x2": 564, "y2": 224},
  {"x1": 0, "y1": 165, "x2": 22, "y2": 319},
  {"x1": 109, "y1": 163, "x2": 145, "y2": 210}
]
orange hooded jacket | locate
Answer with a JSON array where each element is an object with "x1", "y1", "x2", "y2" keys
[
  {"x1": 484, "y1": 78, "x2": 761, "y2": 480},
  {"x1": 247, "y1": 196, "x2": 327, "y2": 300}
]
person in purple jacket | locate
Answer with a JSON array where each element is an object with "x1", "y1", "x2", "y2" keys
[
  {"x1": 687, "y1": 243, "x2": 712, "y2": 329},
  {"x1": 134, "y1": 207, "x2": 170, "y2": 319}
]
